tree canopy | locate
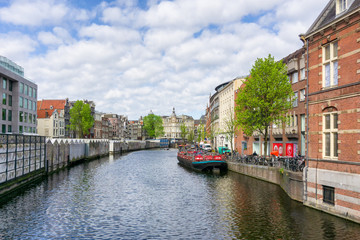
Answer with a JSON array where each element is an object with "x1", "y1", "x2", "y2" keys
[
  {"x1": 69, "y1": 100, "x2": 94, "y2": 138},
  {"x1": 222, "y1": 111, "x2": 237, "y2": 153},
  {"x1": 143, "y1": 113, "x2": 164, "y2": 139},
  {"x1": 235, "y1": 54, "x2": 294, "y2": 156},
  {"x1": 196, "y1": 123, "x2": 205, "y2": 143},
  {"x1": 180, "y1": 123, "x2": 188, "y2": 143}
]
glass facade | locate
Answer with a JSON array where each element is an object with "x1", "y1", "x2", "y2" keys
[{"x1": 1, "y1": 56, "x2": 37, "y2": 134}]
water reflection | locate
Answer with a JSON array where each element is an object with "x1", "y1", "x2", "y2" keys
[{"x1": 0, "y1": 149, "x2": 359, "y2": 239}]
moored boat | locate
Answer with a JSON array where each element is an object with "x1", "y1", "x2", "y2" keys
[{"x1": 177, "y1": 146, "x2": 227, "y2": 173}]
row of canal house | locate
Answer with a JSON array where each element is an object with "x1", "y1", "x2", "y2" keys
[{"x1": 231, "y1": 0, "x2": 360, "y2": 223}]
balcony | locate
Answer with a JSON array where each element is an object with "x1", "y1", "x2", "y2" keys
[
  {"x1": 272, "y1": 127, "x2": 283, "y2": 135},
  {"x1": 285, "y1": 126, "x2": 298, "y2": 135},
  {"x1": 252, "y1": 130, "x2": 261, "y2": 137},
  {"x1": 287, "y1": 58, "x2": 298, "y2": 73}
]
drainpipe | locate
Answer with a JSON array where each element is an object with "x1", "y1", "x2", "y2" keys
[
  {"x1": 305, "y1": 37, "x2": 309, "y2": 202},
  {"x1": 300, "y1": 34, "x2": 309, "y2": 202}
]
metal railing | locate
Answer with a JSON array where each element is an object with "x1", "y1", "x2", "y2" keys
[
  {"x1": 227, "y1": 153, "x2": 305, "y2": 172},
  {"x1": 0, "y1": 134, "x2": 46, "y2": 185}
]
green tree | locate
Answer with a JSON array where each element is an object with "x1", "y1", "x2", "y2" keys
[
  {"x1": 222, "y1": 112, "x2": 237, "y2": 153},
  {"x1": 208, "y1": 124, "x2": 217, "y2": 147},
  {"x1": 143, "y1": 113, "x2": 164, "y2": 139},
  {"x1": 187, "y1": 129, "x2": 194, "y2": 143},
  {"x1": 180, "y1": 123, "x2": 188, "y2": 144},
  {"x1": 196, "y1": 124, "x2": 205, "y2": 143},
  {"x1": 235, "y1": 54, "x2": 294, "y2": 156},
  {"x1": 69, "y1": 100, "x2": 94, "y2": 138}
]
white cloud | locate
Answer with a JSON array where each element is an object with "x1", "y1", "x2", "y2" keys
[
  {"x1": 0, "y1": 0, "x2": 68, "y2": 26},
  {"x1": 0, "y1": 32, "x2": 37, "y2": 61},
  {"x1": 0, "y1": 0, "x2": 330, "y2": 119}
]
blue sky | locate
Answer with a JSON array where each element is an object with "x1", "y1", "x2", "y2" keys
[{"x1": 0, "y1": 0, "x2": 329, "y2": 119}]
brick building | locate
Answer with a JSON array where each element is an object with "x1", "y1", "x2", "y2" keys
[
  {"x1": 37, "y1": 99, "x2": 66, "y2": 138},
  {"x1": 234, "y1": 49, "x2": 307, "y2": 157},
  {"x1": 301, "y1": 0, "x2": 360, "y2": 222}
]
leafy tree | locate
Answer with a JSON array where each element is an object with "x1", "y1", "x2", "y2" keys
[
  {"x1": 222, "y1": 111, "x2": 237, "y2": 153},
  {"x1": 69, "y1": 100, "x2": 94, "y2": 138},
  {"x1": 143, "y1": 113, "x2": 164, "y2": 139},
  {"x1": 180, "y1": 123, "x2": 188, "y2": 144},
  {"x1": 235, "y1": 54, "x2": 293, "y2": 156},
  {"x1": 196, "y1": 124, "x2": 205, "y2": 143},
  {"x1": 208, "y1": 124, "x2": 217, "y2": 147},
  {"x1": 187, "y1": 129, "x2": 194, "y2": 143}
]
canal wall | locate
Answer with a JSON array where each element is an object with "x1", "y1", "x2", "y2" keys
[
  {"x1": 46, "y1": 139, "x2": 160, "y2": 171},
  {"x1": 228, "y1": 162, "x2": 304, "y2": 202},
  {"x1": 0, "y1": 135, "x2": 160, "y2": 200}
]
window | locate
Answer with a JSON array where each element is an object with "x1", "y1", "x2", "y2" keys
[
  {"x1": 33, "y1": 88, "x2": 36, "y2": 98},
  {"x1": 24, "y1": 85, "x2": 28, "y2": 95},
  {"x1": 337, "y1": 0, "x2": 354, "y2": 14},
  {"x1": 9, "y1": 81, "x2": 12, "y2": 91},
  {"x1": 8, "y1": 110, "x2": 12, "y2": 121},
  {"x1": 24, "y1": 112, "x2": 28, "y2": 123},
  {"x1": 1, "y1": 124, "x2": 5, "y2": 134},
  {"x1": 292, "y1": 71, "x2": 298, "y2": 84},
  {"x1": 2, "y1": 109, "x2": 6, "y2": 121},
  {"x1": 29, "y1": 87, "x2": 32, "y2": 97},
  {"x1": 2, "y1": 78, "x2": 6, "y2": 89},
  {"x1": 300, "y1": 68, "x2": 305, "y2": 80},
  {"x1": 323, "y1": 42, "x2": 338, "y2": 88},
  {"x1": 28, "y1": 100, "x2": 32, "y2": 110},
  {"x1": 300, "y1": 89, "x2": 306, "y2": 101},
  {"x1": 29, "y1": 114, "x2": 32, "y2": 123},
  {"x1": 293, "y1": 92, "x2": 298, "y2": 107},
  {"x1": 33, "y1": 101, "x2": 36, "y2": 111},
  {"x1": 8, "y1": 125, "x2": 12, "y2": 133},
  {"x1": 2, "y1": 93, "x2": 6, "y2": 105},
  {"x1": 323, "y1": 185, "x2": 335, "y2": 205},
  {"x1": 19, "y1": 96, "x2": 23, "y2": 108},
  {"x1": 24, "y1": 98, "x2": 28, "y2": 109},
  {"x1": 19, "y1": 125, "x2": 23, "y2": 134},
  {"x1": 323, "y1": 113, "x2": 338, "y2": 158},
  {"x1": 19, "y1": 111, "x2": 23, "y2": 122},
  {"x1": 8, "y1": 95, "x2": 12, "y2": 106},
  {"x1": 20, "y1": 83, "x2": 24, "y2": 93}
]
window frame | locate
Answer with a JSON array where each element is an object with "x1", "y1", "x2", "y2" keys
[
  {"x1": 300, "y1": 68, "x2": 305, "y2": 81},
  {"x1": 323, "y1": 185, "x2": 335, "y2": 205},
  {"x1": 323, "y1": 112, "x2": 338, "y2": 159},
  {"x1": 293, "y1": 91, "x2": 298, "y2": 107},
  {"x1": 292, "y1": 71, "x2": 298, "y2": 84},
  {"x1": 2, "y1": 78, "x2": 6, "y2": 89},
  {"x1": 300, "y1": 89, "x2": 306, "y2": 102},
  {"x1": 322, "y1": 42, "x2": 338, "y2": 88}
]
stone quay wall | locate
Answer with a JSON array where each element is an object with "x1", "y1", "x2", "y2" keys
[
  {"x1": 227, "y1": 162, "x2": 304, "y2": 202},
  {"x1": 0, "y1": 137, "x2": 159, "y2": 200},
  {"x1": 46, "y1": 139, "x2": 160, "y2": 172}
]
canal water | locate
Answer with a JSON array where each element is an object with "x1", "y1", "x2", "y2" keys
[{"x1": 1, "y1": 149, "x2": 360, "y2": 239}]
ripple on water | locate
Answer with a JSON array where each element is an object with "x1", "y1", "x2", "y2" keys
[{"x1": 0, "y1": 149, "x2": 360, "y2": 239}]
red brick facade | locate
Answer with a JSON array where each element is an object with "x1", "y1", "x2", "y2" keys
[
  {"x1": 232, "y1": 0, "x2": 360, "y2": 223},
  {"x1": 303, "y1": 0, "x2": 360, "y2": 222}
]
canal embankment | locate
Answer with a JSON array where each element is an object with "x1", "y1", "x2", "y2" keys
[
  {"x1": 227, "y1": 161, "x2": 304, "y2": 202},
  {"x1": 0, "y1": 134, "x2": 160, "y2": 201}
]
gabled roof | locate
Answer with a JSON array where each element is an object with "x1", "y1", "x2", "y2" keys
[
  {"x1": 37, "y1": 99, "x2": 66, "y2": 119},
  {"x1": 305, "y1": 0, "x2": 360, "y2": 37}
]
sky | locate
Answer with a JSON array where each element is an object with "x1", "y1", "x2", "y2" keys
[{"x1": 0, "y1": 0, "x2": 330, "y2": 120}]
